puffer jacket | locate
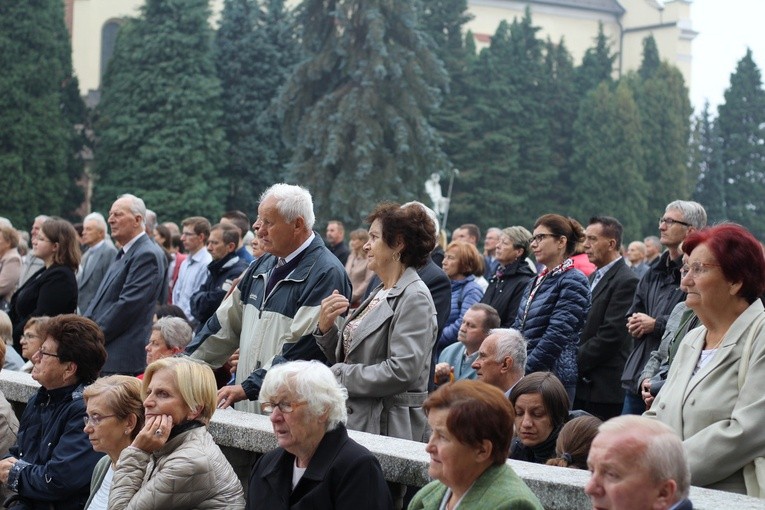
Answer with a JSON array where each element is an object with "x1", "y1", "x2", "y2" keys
[
  {"x1": 480, "y1": 260, "x2": 535, "y2": 327},
  {"x1": 436, "y1": 275, "x2": 484, "y2": 356},
  {"x1": 514, "y1": 264, "x2": 591, "y2": 388},
  {"x1": 109, "y1": 423, "x2": 244, "y2": 509}
]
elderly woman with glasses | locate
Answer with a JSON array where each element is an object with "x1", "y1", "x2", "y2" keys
[
  {"x1": 246, "y1": 360, "x2": 392, "y2": 510},
  {"x1": 645, "y1": 224, "x2": 765, "y2": 496},
  {"x1": 108, "y1": 356, "x2": 244, "y2": 509},
  {"x1": 82, "y1": 376, "x2": 144, "y2": 510},
  {"x1": 0, "y1": 314, "x2": 106, "y2": 510}
]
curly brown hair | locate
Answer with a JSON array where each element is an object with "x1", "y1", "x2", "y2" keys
[{"x1": 366, "y1": 203, "x2": 435, "y2": 268}]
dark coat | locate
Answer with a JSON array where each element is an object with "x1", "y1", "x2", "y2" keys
[
  {"x1": 576, "y1": 260, "x2": 638, "y2": 405},
  {"x1": 514, "y1": 267, "x2": 591, "y2": 388},
  {"x1": 5, "y1": 384, "x2": 104, "y2": 510},
  {"x1": 190, "y1": 252, "x2": 249, "y2": 330},
  {"x1": 245, "y1": 424, "x2": 392, "y2": 510},
  {"x1": 480, "y1": 260, "x2": 535, "y2": 327},
  {"x1": 328, "y1": 241, "x2": 349, "y2": 266},
  {"x1": 77, "y1": 241, "x2": 118, "y2": 313},
  {"x1": 84, "y1": 234, "x2": 165, "y2": 374},
  {"x1": 9, "y1": 264, "x2": 77, "y2": 347},
  {"x1": 621, "y1": 250, "x2": 685, "y2": 392}
]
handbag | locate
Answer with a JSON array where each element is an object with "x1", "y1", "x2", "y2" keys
[{"x1": 737, "y1": 312, "x2": 765, "y2": 498}]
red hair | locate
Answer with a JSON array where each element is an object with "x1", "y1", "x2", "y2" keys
[{"x1": 682, "y1": 223, "x2": 765, "y2": 303}]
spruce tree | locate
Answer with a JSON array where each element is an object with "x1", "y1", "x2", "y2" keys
[
  {"x1": 629, "y1": 36, "x2": 692, "y2": 236},
  {"x1": 0, "y1": 1, "x2": 83, "y2": 227},
  {"x1": 277, "y1": 0, "x2": 449, "y2": 225},
  {"x1": 95, "y1": 0, "x2": 227, "y2": 222},
  {"x1": 690, "y1": 103, "x2": 725, "y2": 223},
  {"x1": 216, "y1": 0, "x2": 299, "y2": 215},
  {"x1": 576, "y1": 23, "x2": 616, "y2": 97},
  {"x1": 716, "y1": 49, "x2": 765, "y2": 238},
  {"x1": 569, "y1": 82, "x2": 647, "y2": 241}
]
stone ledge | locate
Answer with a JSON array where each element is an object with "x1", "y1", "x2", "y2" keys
[{"x1": 1, "y1": 371, "x2": 761, "y2": 509}]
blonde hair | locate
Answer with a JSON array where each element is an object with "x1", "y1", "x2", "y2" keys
[
  {"x1": 0, "y1": 311, "x2": 11, "y2": 345},
  {"x1": 84, "y1": 376, "x2": 145, "y2": 438},
  {"x1": 143, "y1": 357, "x2": 217, "y2": 424}
]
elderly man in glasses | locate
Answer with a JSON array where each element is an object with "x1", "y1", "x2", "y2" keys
[{"x1": 621, "y1": 201, "x2": 706, "y2": 415}]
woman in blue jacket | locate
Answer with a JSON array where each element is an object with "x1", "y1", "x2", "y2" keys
[
  {"x1": 436, "y1": 241, "x2": 485, "y2": 358},
  {"x1": 515, "y1": 215, "x2": 591, "y2": 403}
]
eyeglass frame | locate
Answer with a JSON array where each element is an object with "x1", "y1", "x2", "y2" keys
[
  {"x1": 83, "y1": 414, "x2": 117, "y2": 427},
  {"x1": 35, "y1": 349, "x2": 61, "y2": 360},
  {"x1": 530, "y1": 233, "x2": 560, "y2": 244},
  {"x1": 680, "y1": 261, "x2": 721, "y2": 279},
  {"x1": 659, "y1": 217, "x2": 692, "y2": 228},
  {"x1": 259, "y1": 400, "x2": 309, "y2": 414}
]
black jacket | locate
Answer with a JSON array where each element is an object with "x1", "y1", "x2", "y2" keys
[
  {"x1": 190, "y1": 252, "x2": 249, "y2": 330},
  {"x1": 576, "y1": 260, "x2": 638, "y2": 405},
  {"x1": 480, "y1": 260, "x2": 535, "y2": 327},
  {"x1": 245, "y1": 424, "x2": 392, "y2": 510}
]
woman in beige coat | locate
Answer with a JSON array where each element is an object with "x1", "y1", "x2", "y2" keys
[
  {"x1": 645, "y1": 224, "x2": 765, "y2": 496},
  {"x1": 315, "y1": 203, "x2": 437, "y2": 443},
  {"x1": 109, "y1": 357, "x2": 244, "y2": 509}
]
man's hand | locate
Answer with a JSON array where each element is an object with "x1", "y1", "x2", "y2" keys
[
  {"x1": 627, "y1": 313, "x2": 656, "y2": 338},
  {"x1": 641, "y1": 378, "x2": 654, "y2": 407},
  {"x1": 0, "y1": 457, "x2": 18, "y2": 484},
  {"x1": 217, "y1": 384, "x2": 247, "y2": 409}
]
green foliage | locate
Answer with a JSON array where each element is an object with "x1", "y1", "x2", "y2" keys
[
  {"x1": 628, "y1": 41, "x2": 692, "y2": 236},
  {"x1": 576, "y1": 22, "x2": 615, "y2": 96},
  {"x1": 715, "y1": 49, "x2": 765, "y2": 238},
  {"x1": 0, "y1": 1, "x2": 85, "y2": 228},
  {"x1": 216, "y1": 0, "x2": 300, "y2": 216},
  {"x1": 94, "y1": 0, "x2": 227, "y2": 223},
  {"x1": 278, "y1": 0, "x2": 449, "y2": 226},
  {"x1": 690, "y1": 103, "x2": 725, "y2": 223},
  {"x1": 569, "y1": 82, "x2": 647, "y2": 242}
]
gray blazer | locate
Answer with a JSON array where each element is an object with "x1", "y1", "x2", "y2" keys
[
  {"x1": 645, "y1": 299, "x2": 765, "y2": 494},
  {"x1": 316, "y1": 267, "x2": 437, "y2": 441},
  {"x1": 84, "y1": 234, "x2": 165, "y2": 374},
  {"x1": 77, "y1": 241, "x2": 118, "y2": 313}
]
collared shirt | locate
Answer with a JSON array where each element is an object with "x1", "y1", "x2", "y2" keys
[
  {"x1": 120, "y1": 231, "x2": 146, "y2": 256},
  {"x1": 591, "y1": 257, "x2": 621, "y2": 292},
  {"x1": 283, "y1": 233, "x2": 315, "y2": 264},
  {"x1": 172, "y1": 247, "x2": 213, "y2": 321}
]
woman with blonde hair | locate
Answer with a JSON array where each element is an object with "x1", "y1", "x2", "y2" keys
[
  {"x1": 109, "y1": 357, "x2": 244, "y2": 508},
  {"x1": 344, "y1": 228, "x2": 374, "y2": 309},
  {"x1": 83, "y1": 376, "x2": 144, "y2": 510}
]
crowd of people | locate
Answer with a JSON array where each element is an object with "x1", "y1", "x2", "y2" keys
[{"x1": 1, "y1": 184, "x2": 764, "y2": 509}]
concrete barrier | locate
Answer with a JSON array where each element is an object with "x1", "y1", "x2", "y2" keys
[{"x1": 1, "y1": 370, "x2": 761, "y2": 509}]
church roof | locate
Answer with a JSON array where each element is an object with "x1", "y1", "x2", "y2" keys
[{"x1": 529, "y1": 0, "x2": 626, "y2": 15}]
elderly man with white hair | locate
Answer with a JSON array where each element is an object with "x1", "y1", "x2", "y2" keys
[
  {"x1": 77, "y1": 212, "x2": 117, "y2": 313},
  {"x1": 246, "y1": 360, "x2": 392, "y2": 509},
  {"x1": 190, "y1": 184, "x2": 351, "y2": 413},
  {"x1": 586, "y1": 415, "x2": 693, "y2": 510}
]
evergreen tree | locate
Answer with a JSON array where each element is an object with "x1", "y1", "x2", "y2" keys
[
  {"x1": 0, "y1": 1, "x2": 83, "y2": 227},
  {"x1": 277, "y1": 0, "x2": 448, "y2": 225},
  {"x1": 690, "y1": 103, "x2": 725, "y2": 223},
  {"x1": 216, "y1": 0, "x2": 299, "y2": 215},
  {"x1": 629, "y1": 36, "x2": 692, "y2": 236},
  {"x1": 716, "y1": 49, "x2": 765, "y2": 238},
  {"x1": 95, "y1": 0, "x2": 227, "y2": 222},
  {"x1": 575, "y1": 23, "x2": 616, "y2": 96},
  {"x1": 569, "y1": 82, "x2": 647, "y2": 241}
]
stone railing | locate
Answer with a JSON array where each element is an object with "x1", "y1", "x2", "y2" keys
[{"x1": 1, "y1": 370, "x2": 761, "y2": 509}]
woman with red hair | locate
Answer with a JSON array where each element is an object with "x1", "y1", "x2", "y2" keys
[{"x1": 646, "y1": 223, "x2": 765, "y2": 496}]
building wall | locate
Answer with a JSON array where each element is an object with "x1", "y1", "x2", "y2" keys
[{"x1": 69, "y1": 0, "x2": 693, "y2": 97}]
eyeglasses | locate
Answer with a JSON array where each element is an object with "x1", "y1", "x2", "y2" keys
[
  {"x1": 659, "y1": 217, "x2": 691, "y2": 228},
  {"x1": 181, "y1": 231, "x2": 198, "y2": 238},
  {"x1": 530, "y1": 233, "x2": 558, "y2": 244},
  {"x1": 83, "y1": 415, "x2": 116, "y2": 427},
  {"x1": 35, "y1": 349, "x2": 60, "y2": 359},
  {"x1": 260, "y1": 401, "x2": 308, "y2": 414},
  {"x1": 680, "y1": 262, "x2": 721, "y2": 278}
]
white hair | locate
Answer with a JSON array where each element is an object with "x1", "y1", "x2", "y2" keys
[
  {"x1": 490, "y1": 328, "x2": 527, "y2": 374},
  {"x1": 151, "y1": 317, "x2": 192, "y2": 350},
  {"x1": 598, "y1": 416, "x2": 690, "y2": 499},
  {"x1": 260, "y1": 360, "x2": 347, "y2": 431},
  {"x1": 118, "y1": 194, "x2": 147, "y2": 228},
  {"x1": 83, "y1": 212, "x2": 108, "y2": 234},
  {"x1": 260, "y1": 184, "x2": 315, "y2": 231}
]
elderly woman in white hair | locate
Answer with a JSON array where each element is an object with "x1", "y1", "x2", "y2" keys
[{"x1": 246, "y1": 360, "x2": 392, "y2": 510}]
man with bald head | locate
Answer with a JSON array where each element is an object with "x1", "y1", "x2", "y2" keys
[
  {"x1": 471, "y1": 328, "x2": 527, "y2": 397},
  {"x1": 84, "y1": 194, "x2": 166, "y2": 375}
]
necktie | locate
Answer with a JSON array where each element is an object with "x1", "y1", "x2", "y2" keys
[
  {"x1": 116, "y1": 249, "x2": 125, "y2": 261},
  {"x1": 590, "y1": 270, "x2": 603, "y2": 291}
]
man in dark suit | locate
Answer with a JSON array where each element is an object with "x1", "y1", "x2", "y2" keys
[
  {"x1": 77, "y1": 212, "x2": 117, "y2": 313},
  {"x1": 575, "y1": 216, "x2": 638, "y2": 420},
  {"x1": 84, "y1": 194, "x2": 165, "y2": 375}
]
